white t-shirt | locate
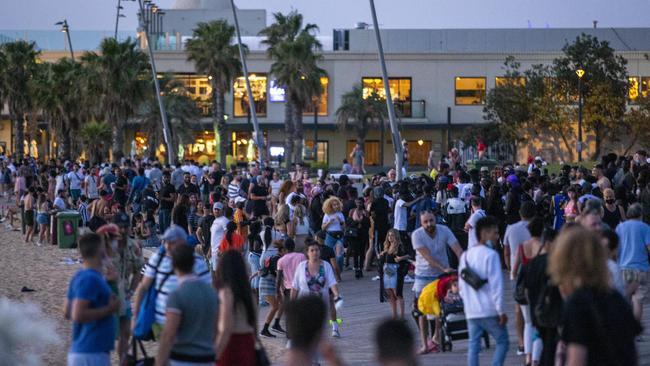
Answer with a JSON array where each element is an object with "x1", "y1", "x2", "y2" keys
[
  {"x1": 54, "y1": 197, "x2": 66, "y2": 210},
  {"x1": 84, "y1": 175, "x2": 99, "y2": 199},
  {"x1": 67, "y1": 170, "x2": 85, "y2": 190},
  {"x1": 269, "y1": 179, "x2": 282, "y2": 197},
  {"x1": 55, "y1": 175, "x2": 65, "y2": 193},
  {"x1": 466, "y1": 209, "x2": 486, "y2": 248},
  {"x1": 393, "y1": 199, "x2": 408, "y2": 231},
  {"x1": 210, "y1": 216, "x2": 230, "y2": 264},
  {"x1": 294, "y1": 216, "x2": 311, "y2": 235},
  {"x1": 503, "y1": 220, "x2": 531, "y2": 278},
  {"x1": 323, "y1": 212, "x2": 345, "y2": 232},
  {"x1": 291, "y1": 260, "x2": 337, "y2": 304}
]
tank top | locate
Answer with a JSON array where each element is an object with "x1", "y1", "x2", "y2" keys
[{"x1": 602, "y1": 205, "x2": 622, "y2": 229}]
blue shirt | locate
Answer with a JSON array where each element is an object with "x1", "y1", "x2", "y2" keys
[
  {"x1": 102, "y1": 173, "x2": 116, "y2": 194},
  {"x1": 616, "y1": 220, "x2": 650, "y2": 271},
  {"x1": 67, "y1": 268, "x2": 115, "y2": 353}
]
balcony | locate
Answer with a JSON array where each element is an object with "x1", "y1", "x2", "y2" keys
[{"x1": 394, "y1": 100, "x2": 426, "y2": 119}]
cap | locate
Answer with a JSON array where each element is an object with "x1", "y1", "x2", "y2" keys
[
  {"x1": 213, "y1": 202, "x2": 224, "y2": 210},
  {"x1": 480, "y1": 166, "x2": 489, "y2": 172},
  {"x1": 160, "y1": 225, "x2": 187, "y2": 243}
]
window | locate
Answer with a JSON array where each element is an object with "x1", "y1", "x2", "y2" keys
[
  {"x1": 303, "y1": 140, "x2": 329, "y2": 164},
  {"x1": 362, "y1": 77, "x2": 412, "y2": 117},
  {"x1": 404, "y1": 140, "x2": 431, "y2": 166},
  {"x1": 183, "y1": 131, "x2": 217, "y2": 163},
  {"x1": 174, "y1": 74, "x2": 212, "y2": 116},
  {"x1": 640, "y1": 77, "x2": 650, "y2": 98},
  {"x1": 233, "y1": 74, "x2": 267, "y2": 117},
  {"x1": 304, "y1": 77, "x2": 329, "y2": 116},
  {"x1": 346, "y1": 140, "x2": 380, "y2": 166},
  {"x1": 230, "y1": 131, "x2": 256, "y2": 162},
  {"x1": 629, "y1": 77, "x2": 640, "y2": 102},
  {"x1": 495, "y1": 77, "x2": 525, "y2": 87},
  {"x1": 455, "y1": 77, "x2": 486, "y2": 105}
]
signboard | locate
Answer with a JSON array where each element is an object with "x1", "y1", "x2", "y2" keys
[{"x1": 269, "y1": 80, "x2": 286, "y2": 102}]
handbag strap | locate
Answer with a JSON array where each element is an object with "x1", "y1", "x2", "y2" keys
[{"x1": 131, "y1": 337, "x2": 149, "y2": 359}]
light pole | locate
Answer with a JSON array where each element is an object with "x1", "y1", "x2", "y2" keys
[
  {"x1": 137, "y1": 0, "x2": 173, "y2": 164},
  {"x1": 369, "y1": 0, "x2": 404, "y2": 179},
  {"x1": 229, "y1": 0, "x2": 265, "y2": 168},
  {"x1": 55, "y1": 20, "x2": 74, "y2": 61},
  {"x1": 576, "y1": 68, "x2": 585, "y2": 162}
]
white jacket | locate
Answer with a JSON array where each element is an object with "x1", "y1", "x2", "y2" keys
[{"x1": 458, "y1": 244, "x2": 504, "y2": 320}]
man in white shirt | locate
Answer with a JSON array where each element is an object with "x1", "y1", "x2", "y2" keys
[
  {"x1": 458, "y1": 215, "x2": 509, "y2": 366},
  {"x1": 209, "y1": 202, "x2": 229, "y2": 271},
  {"x1": 502, "y1": 200, "x2": 535, "y2": 356},
  {"x1": 465, "y1": 197, "x2": 486, "y2": 249},
  {"x1": 66, "y1": 164, "x2": 85, "y2": 204},
  {"x1": 84, "y1": 167, "x2": 99, "y2": 201}
]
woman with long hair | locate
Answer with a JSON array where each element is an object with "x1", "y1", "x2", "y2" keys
[
  {"x1": 321, "y1": 196, "x2": 346, "y2": 273},
  {"x1": 214, "y1": 250, "x2": 258, "y2": 366},
  {"x1": 247, "y1": 220, "x2": 264, "y2": 306},
  {"x1": 291, "y1": 204, "x2": 311, "y2": 253},
  {"x1": 258, "y1": 240, "x2": 284, "y2": 338},
  {"x1": 347, "y1": 197, "x2": 370, "y2": 278},
  {"x1": 278, "y1": 180, "x2": 295, "y2": 207},
  {"x1": 220, "y1": 221, "x2": 245, "y2": 253},
  {"x1": 549, "y1": 226, "x2": 640, "y2": 366},
  {"x1": 36, "y1": 193, "x2": 51, "y2": 246},
  {"x1": 378, "y1": 229, "x2": 409, "y2": 319},
  {"x1": 172, "y1": 193, "x2": 190, "y2": 234},
  {"x1": 563, "y1": 186, "x2": 580, "y2": 222}
]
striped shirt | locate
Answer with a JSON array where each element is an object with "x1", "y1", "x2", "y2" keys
[
  {"x1": 78, "y1": 202, "x2": 89, "y2": 226},
  {"x1": 143, "y1": 251, "x2": 211, "y2": 325},
  {"x1": 227, "y1": 183, "x2": 240, "y2": 201}
]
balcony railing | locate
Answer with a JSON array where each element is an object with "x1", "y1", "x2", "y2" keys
[{"x1": 394, "y1": 100, "x2": 426, "y2": 119}]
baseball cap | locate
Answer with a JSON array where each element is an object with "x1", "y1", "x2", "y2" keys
[
  {"x1": 160, "y1": 225, "x2": 187, "y2": 243},
  {"x1": 213, "y1": 202, "x2": 224, "y2": 210}
]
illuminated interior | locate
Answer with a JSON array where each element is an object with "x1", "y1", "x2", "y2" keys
[
  {"x1": 495, "y1": 77, "x2": 526, "y2": 87},
  {"x1": 405, "y1": 140, "x2": 432, "y2": 165},
  {"x1": 233, "y1": 74, "x2": 267, "y2": 117},
  {"x1": 304, "y1": 77, "x2": 329, "y2": 116},
  {"x1": 362, "y1": 77, "x2": 412, "y2": 117},
  {"x1": 303, "y1": 140, "x2": 328, "y2": 163},
  {"x1": 346, "y1": 140, "x2": 380, "y2": 166},
  {"x1": 455, "y1": 77, "x2": 486, "y2": 105},
  {"x1": 629, "y1": 77, "x2": 639, "y2": 101},
  {"x1": 174, "y1": 74, "x2": 212, "y2": 116}
]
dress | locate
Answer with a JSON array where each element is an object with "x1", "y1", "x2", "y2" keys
[{"x1": 259, "y1": 247, "x2": 279, "y2": 298}]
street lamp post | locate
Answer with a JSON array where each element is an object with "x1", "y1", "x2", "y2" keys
[
  {"x1": 229, "y1": 0, "x2": 265, "y2": 168},
  {"x1": 137, "y1": 0, "x2": 173, "y2": 164},
  {"x1": 576, "y1": 68, "x2": 585, "y2": 162},
  {"x1": 55, "y1": 20, "x2": 74, "y2": 61},
  {"x1": 368, "y1": 0, "x2": 404, "y2": 179}
]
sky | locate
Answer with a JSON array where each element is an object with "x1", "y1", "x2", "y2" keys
[{"x1": 1, "y1": 0, "x2": 649, "y2": 34}]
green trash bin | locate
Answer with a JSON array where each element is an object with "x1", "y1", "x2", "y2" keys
[{"x1": 57, "y1": 211, "x2": 80, "y2": 249}]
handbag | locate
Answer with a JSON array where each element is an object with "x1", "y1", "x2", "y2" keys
[
  {"x1": 126, "y1": 338, "x2": 155, "y2": 366},
  {"x1": 460, "y1": 255, "x2": 487, "y2": 290},
  {"x1": 255, "y1": 336, "x2": 271, "y2": 366},
  {"x1": 134, "y1": 247, "x2": 170, "y2": 340},
  {"x1": 514, "y1": 265, "x2": 528, "y2": 304},
  {"x1": 344, "y1": 226, "x2": 359, "y2": 238},
  {"x1": 534, "y1": 279, "x2": 562, "y2": 328}
]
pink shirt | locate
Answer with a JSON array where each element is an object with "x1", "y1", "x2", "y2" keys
[{"x1": 277, "y1": 252, "x2": 306, "y2": 289}]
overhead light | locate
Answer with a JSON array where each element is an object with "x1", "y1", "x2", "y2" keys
[
  {"x1": 208, "y1": 75, "x2": 213, "y2": 80},
  {"x1": 417, "y1": 139, "x2": 424, "y2": 146}
]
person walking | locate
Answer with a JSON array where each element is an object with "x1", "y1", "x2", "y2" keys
[
  {"x1": 378, "y1": 229, "x2": 409, "y2": 319},
  {"x1": 616, "y1": 203, "x2": 650, "y2": 323},
  {"x1": 64, "y1": 232, "x2": 119, "y2": 366},
  {"x1": 549, "y1": 226, "x2": 641, "y2": 365},
  {"x1": 156, "y1": 244, "x2": 218, "y2": 366},
  {"x1": 458, "y1": 216, "x2": 509, "y2": 366}
]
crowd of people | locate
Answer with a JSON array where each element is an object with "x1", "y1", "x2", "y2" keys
[{"x1": 4, "y1": 147, "x2": 650, "y2": 366}]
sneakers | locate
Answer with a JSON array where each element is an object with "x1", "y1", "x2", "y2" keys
[
  {"x1": 517, "y1": 346, "x2": 525, "y2": 355},
  {"x1": 372, "y1": 275, "x2": 380, "y2": 281},
  {"x1": 331, "y1": 329, "x2": 341, "y2": 338},
  {"x1": 36, "y1": 242, "x2": 42, "y2": 247},
  {"x1": 4, "y1": 223, "x2": 12, "y2": 230},
  {"x1": 272, "y1": 323, "x2": 286, "y2": 333},
  {"x1": 404, "y1": 274, "x2": 415, "y2": 283},
  {"x1": 260, "y1": 328, "x2": 276, "y2": 338}
]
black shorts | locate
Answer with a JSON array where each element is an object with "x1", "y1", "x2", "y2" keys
[{"x1": 24, "y1": 209, "x2": 35, "y2": 226}]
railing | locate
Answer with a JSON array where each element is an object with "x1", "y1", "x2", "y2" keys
[
  {"x1": 394, "y1": 100, "x2": 426, "y2": 119},
  {"x1": 456, "y1": 141, "x2": 515, "y2": 164}
]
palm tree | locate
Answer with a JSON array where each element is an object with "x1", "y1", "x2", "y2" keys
[
  {"x1": 79, "y1": 121, "x2": 112, "y2": 163},
  {"x1": 1, "y1": 41, "x2": 39, "y2": 160},
  {"x1": 136, "y1": 75, "x2": 200, "y2": 160},
  {"x1": 186, "y1": 20, "x2": 243, "y2": 165},
  {"x1": 83, "y1": 38, "x2": 149, "y2": 160},
  {"x1": 260, "y1": 11, "x2": 325, "y2": 167},
  {"x1": 336, "y1": 84, "x2": 387, "y2": 164}
]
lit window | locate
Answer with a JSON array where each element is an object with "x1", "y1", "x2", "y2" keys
[
  {"x1": 303, "y1": 140, "x2": 329, "y2": 164},
  {"x1": 629, "y1": 77, "x2": 639, "y2": 102},
  {"x1": 233, "y1": 74, "x2": 267, "y2": 117},
  {"x1": 404, "y1": 140, "x2": 431, "y2": 166},
  {"x1": 362, "y1": 77, "x2": 412, "y2": 117},
  {"x1": 347, "y1": 140, "x2": 380, "y2": 166},
  {"x1": 495, "y1": 77, "x2": 525, "y2": 87},
  {"x1": 304, "y1": 77, "x2": 329, "y2": 116},
  {"x1": 455, "y1": 77, "x2": 486, "y2": 105},
  {"x1": 174, "y1": 74, "x2": 212, "y2": 116},
  {"x1": 639, "y1": 77, "x2": 650, "y2": 98}
]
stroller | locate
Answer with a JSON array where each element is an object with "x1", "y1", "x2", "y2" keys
[{"x1": 424, "y1": 272, "x2": 490, "y2": 352}]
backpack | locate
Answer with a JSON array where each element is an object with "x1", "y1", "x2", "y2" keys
[
  {"x1": 260, "y1": 254, "x2": 280, "y2": 278},
  {"x1": 133, "y1": 247, "x2": 171, "y2": 340}
]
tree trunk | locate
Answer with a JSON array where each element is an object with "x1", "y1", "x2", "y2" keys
[
  {"x1": 284, "y1": 101, "x2": 294, "y2": 170},
  {"x1": 148, "y1": 131, "x2": 158, "y2": 160},
  {"x1": 61, "y1": 127, "x2": 72, "y2": 161},
  {"x1": 112, "y1": 122, "x2": 125, "y2": 161},
  {"x1": 214, "y1": 82, "x2": 227, "y2": 166},
  {"x1": 12, "y1": 112, "x2": 25, "y2": 160},
  {"x1": 293, "y1": 101, "x2": 304, "y2": 165},
  {"x1": 592, "y1": 123, "x2": 602, "y2": 161},
  {"x1": 559, "y1": 132, "x2": 575, "y2": 162}
]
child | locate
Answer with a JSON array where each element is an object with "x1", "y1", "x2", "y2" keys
[
  {"x1": 442, "y1": 279, "x2": 464, "y2": 313},
  {"x1": 63, "y1": 232, "x2": 119, "y2": 366}
]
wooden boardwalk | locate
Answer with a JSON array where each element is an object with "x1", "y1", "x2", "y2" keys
[{"x1": 259, "y1": 267, "x2": 650, "y2": 366}]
